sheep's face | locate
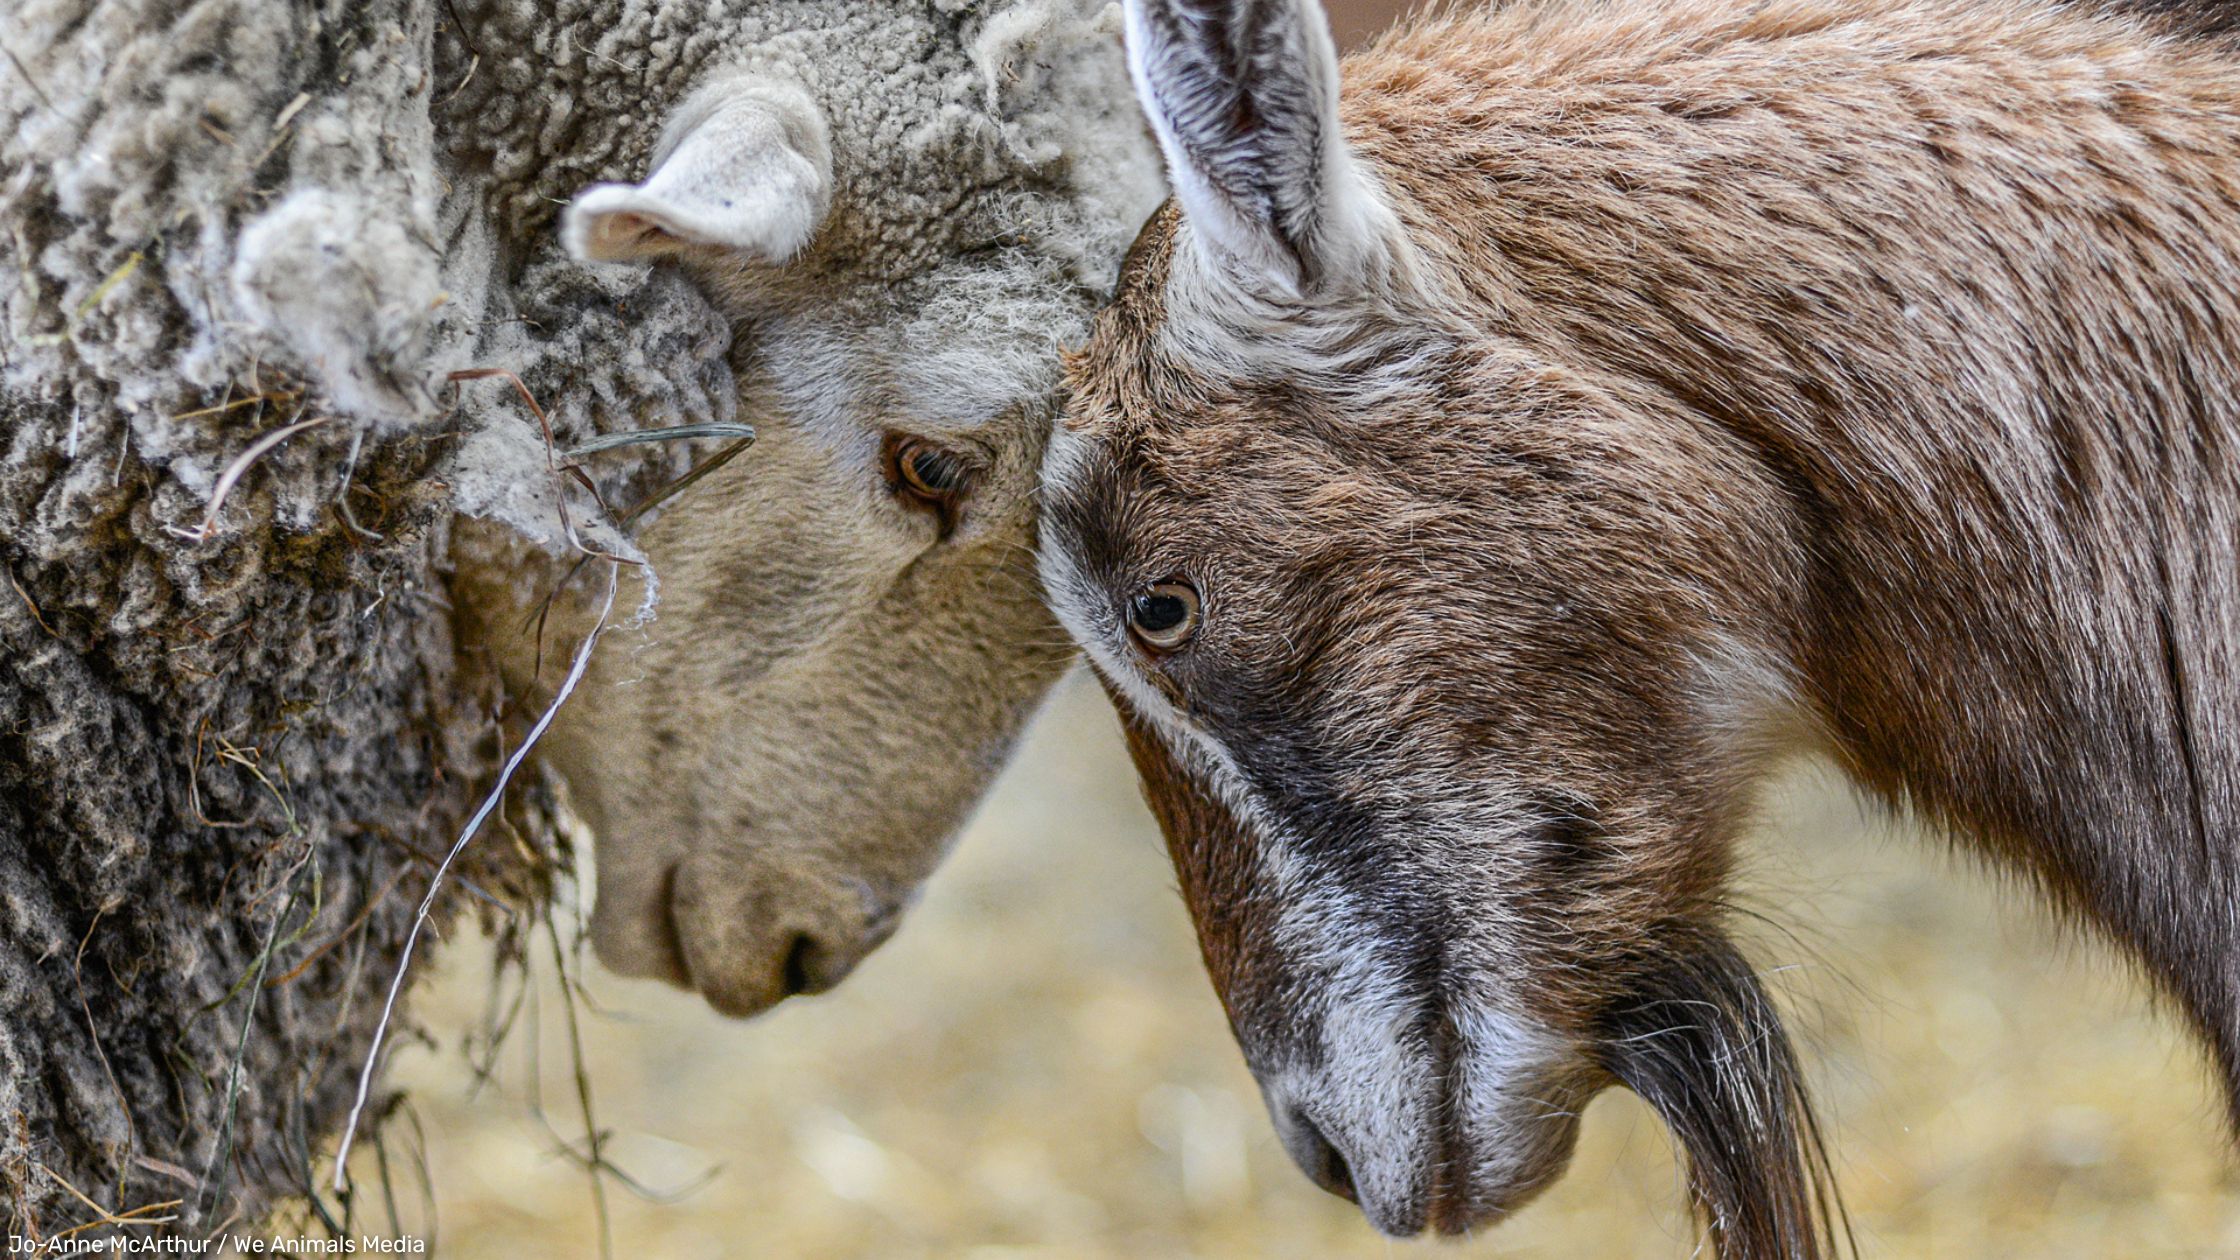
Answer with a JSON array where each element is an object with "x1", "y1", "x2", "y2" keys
[
  {"x1": 463, "y1": 61, "x2": 1146, "y2": 1018},
  {"x1": 543, "y1": 331, "x2": 1071, "y2": 1017}
]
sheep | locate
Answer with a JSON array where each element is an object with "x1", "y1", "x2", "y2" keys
[{"x1": 0, "y1": 0, "x2": 1157, "y2": 1235}]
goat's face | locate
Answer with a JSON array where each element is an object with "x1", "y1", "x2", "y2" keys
[
  {"x1": 1043, "y1": 0, "x2": 1829, "y2": 1243},
  {"x1": 460, "y1": 50, "x2": 1157, "y2": 1019}
]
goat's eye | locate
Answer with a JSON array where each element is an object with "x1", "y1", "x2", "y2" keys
[
  {"x1": 1128, "y1": 580, "x2": 1201, "y2": 652},
  {"x1": 884, "y1": 434, "x2": 974, "y2": 530}
]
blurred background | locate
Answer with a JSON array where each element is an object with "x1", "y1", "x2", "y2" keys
[{"x1": 377, "y1": 669, "x2": 2240, "y2": 1259}]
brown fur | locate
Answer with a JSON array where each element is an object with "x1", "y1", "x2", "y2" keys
[{"x1": 1047, "y1": 0, "x2": 2240, "y2": 1252}]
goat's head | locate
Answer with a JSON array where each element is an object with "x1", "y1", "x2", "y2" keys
[
  {"x1": 1042, "y1": 0, "x2": 1838, "y2": 1248},
  {"x1": 458, "y1": 7, "x2": 1163, "y2": 1020}
]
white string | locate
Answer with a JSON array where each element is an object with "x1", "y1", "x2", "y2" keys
[{"x1": 330, "y1": 560, "x2": 620, "y2": 1192}]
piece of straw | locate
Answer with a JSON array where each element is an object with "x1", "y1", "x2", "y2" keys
[{"x1": 330, "y1": 560, "x2": 621, "y2": 1192}]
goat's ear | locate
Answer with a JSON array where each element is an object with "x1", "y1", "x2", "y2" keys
[
  {"x1": 1123, "y1": 0, "x2": 1377, "y2": 297},
  {"x1": 564, "y1": 78, "x2": 832, "y2": 265}
]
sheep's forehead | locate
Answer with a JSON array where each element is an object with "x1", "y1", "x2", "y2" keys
[{"x1": 754, "y1": 261, "x2": 1085, "y2": 447}]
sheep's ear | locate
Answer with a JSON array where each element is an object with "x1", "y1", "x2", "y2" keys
[
  {"x1": 564, "y1": 78, "x2": 832, "y2": 265},
  {"x1": 1123, "y1": 0, "x2": 1378, "y2": 297}
]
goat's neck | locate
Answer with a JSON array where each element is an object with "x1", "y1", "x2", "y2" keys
[
  {"x1": 1744, "y1": 274, "x2": 2240, "y2": 1090},
  {"x1": 1373, "y1": 1, "x2": 2240, "y2": 1101}
]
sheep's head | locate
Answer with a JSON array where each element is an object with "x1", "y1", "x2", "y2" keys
[{"x1": 456, "y1": 2, "x2": 1162, "y2": 1017}]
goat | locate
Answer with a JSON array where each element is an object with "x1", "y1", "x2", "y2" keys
[{"x1": 1039, "y1": 0, "x2": 2240, "y2": 1254}]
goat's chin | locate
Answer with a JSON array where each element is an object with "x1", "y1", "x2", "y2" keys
[
  {"x1": 1595, "y1": 931, "x2": 1849, "y2": 1260},
  {"x1": 1339, "y1": 1117, "x2": 1581, "y2": 1239},
  {"x1": 1421, "y1": 1107, "x2": 1585, "y2": 1237}
]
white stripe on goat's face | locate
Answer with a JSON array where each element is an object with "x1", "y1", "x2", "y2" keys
[{"x1": 1041, "y1": 0, "x2": 1812, "y2": 1238}]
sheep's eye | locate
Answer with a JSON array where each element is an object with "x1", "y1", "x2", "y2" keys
[
  {"x1": 885, "y1": 435, "x2": 974, "y2": 530},
  {"x1": 1128, "y1": 580, "x2": 1201, "y2": 652},
  {"x1": 894, "y1": 439, "x2": 968, "y2": 498}
]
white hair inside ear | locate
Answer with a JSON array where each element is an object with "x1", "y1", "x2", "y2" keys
[
  {"x1": 563, "y1": 74, "x2": 833, "y2": 265},
  {"x1": 1121, "y1": 0, "x2": 1392, "y2": 300}
]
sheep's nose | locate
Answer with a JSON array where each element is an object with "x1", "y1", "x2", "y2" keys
[
  {"x1": 677, "y1": 917, "x2": 883, "y2": 1018},
  {"x1": 777, "y1": 929, "x2": 861, "y2": 998},
  {"x1": 659, "y1": 852, "x2": 908, "y2": 1019}
]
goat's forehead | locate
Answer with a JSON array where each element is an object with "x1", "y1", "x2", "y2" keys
[
  {"x1": 1050, "y1": 207, "x2": 1435, "y2": 581},
  {"x1": 1045, "y1": 403, "x2": 1350, "y2": 613},
  {"x1": 1040, "y1": 422, "x2": 1153, "y2": 594},
  {"x1": 1063, "y1": 205, "x2": 1189, "y2": 420}
]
